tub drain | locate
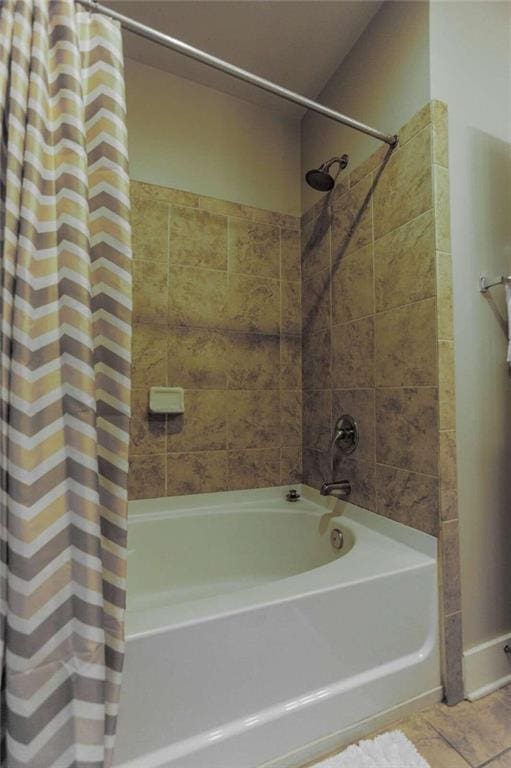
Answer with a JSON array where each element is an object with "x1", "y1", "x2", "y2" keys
[{"x1": 330, "y1": 528, "x2": 343, "y2": 550}]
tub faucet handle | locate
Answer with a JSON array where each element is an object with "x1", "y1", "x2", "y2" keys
[{"x1": 332, "y1": 414, "x2": 359, "y2": 454}]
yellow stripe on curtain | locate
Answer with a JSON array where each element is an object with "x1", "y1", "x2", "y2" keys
[{"x1": 0, "y1": 1, "x2": 132, "y2": 765}]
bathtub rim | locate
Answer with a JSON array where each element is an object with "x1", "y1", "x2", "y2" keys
[
  {"x1": 126, "y1": 485, "x2": 437, "y2": 640},
  {"x1": 128, "y1": 483, "x2": 436, "y2": 559}
]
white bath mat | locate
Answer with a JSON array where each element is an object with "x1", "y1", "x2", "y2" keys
[{"x1": 311, "y1": 730, "x2": 430, "y2": 768}]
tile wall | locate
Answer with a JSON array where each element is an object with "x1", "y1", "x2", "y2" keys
[
  {"x1": 129, "y1": 182, "x2": 302, "y2": 499},
  {"x1": 300, "y1": 101, "x2": 463, "y2": 703},
  {"x1": 128, "y1": 100, "x2": 462, "y2": 705}
]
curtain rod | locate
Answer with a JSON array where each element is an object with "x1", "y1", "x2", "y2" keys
[{"x1": 79, "y1": 0, "x2": 399, "y2": 147}]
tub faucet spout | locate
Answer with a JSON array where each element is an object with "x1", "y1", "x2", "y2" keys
[{"x1": 320, "y1": 480, "x2": 351, "y2": 499}]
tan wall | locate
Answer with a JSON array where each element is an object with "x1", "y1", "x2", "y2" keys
[
  {"x1": 128, "y1": 181, "x2": 302, "y2": 499},
  {"x1": 125, "y1": 58, "x2": 301, "y2": 217},
  {"x1": 301, "y1": 0, "x2": 430, "y2": 214},
  {"x1": 430, "y1": 1, "x2": 511, "y2": 666},
  {"x1": 301, "y1": 102, "x2": 462, "y2": 702}
]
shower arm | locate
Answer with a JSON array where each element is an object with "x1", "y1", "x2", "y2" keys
[
  {"x1": 78, "y1": 0, "x2": 399, "y2": 148},
  {"x1": 321, "y1": 155, "x2": 349, "y2": 172}
]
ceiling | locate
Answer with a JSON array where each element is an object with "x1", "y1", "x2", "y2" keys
[{"x1": 107, "y1": 0, "x2": 383, "y2": 118}]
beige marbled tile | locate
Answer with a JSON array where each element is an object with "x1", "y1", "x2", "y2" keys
[
  {"x1": 227, "y1": 390, "x2": 280, "y2": 450},
  {"x1": 132, "y1": 324, "x2": 167, "y2": 387},
  {"x1": 132, "y1": 259, "x2": 167, "y2": 325},
  {"x1": 302, "y1": 268, "x2": 331, "y2": 335},
  {"x1": 280, "y1": 390, "x2": 302, "y2": 446},
  {"x1": 167, "y1": 327, "x2": 228, "y2": 389},
  {"x1": 332, "y1": 243, "x2": 374, "y2": 325},
  {"x1": 434, "y1": 164, "x2": 452, "y2": 252},
  {"x1": 281, "y1": 281, "x2": 301, "y2": 335},
  {"x1": 301, "y1": 205, "x2": 315, "y2": 227},
  {"x1": 425, "y1": 682, "x2": 511, "y2": 764},
  {"x1": 301, "y1": 212, "x2": 331, "y2": 279},
  {"x1": 167, "y1": 390, "x2": 227, "y2": 451},
  {"x1": 374, "y1": 209, "x2": 435, "y2": 312},
  {"x1": 226, "y1": 273, "x2": 280, "y2": 334},
  {"x1": 442, "y1": 612, "x2": 464, "y2": 707},
  {"x1": 437, "y1": 252, "x2": 454, "y2": 340},
  {"x1": 310, "y1": 193, "x2": 335, "y2": 225},
  {"x1": 374, "y1": 126, "x2": 433, "y2": 240},
  {"x1": 328, "y1": 175, "x2": 350, "y2": 203},
  {"x1": 302, "y1": 448, "x2": 332, "y2": 491},
  {"x1": 441, "y1": 519, "x2": 461, "y2": 615},
  {"x1": 227, "y1": 333, "x2": 280, "y2": 390},
  {"x1": 169, "y1": 206, "x2": 227, "y2": 269},
  {"x1": 349, "y1": 144, "x2": 389, "y2": 188},
  {"x1": 439, "y1": 340, "x2": 456, "y2": 429},
  {"x1": 131, "y1": 197, "x2": 168, "y2": 261},
  {"x1": 228, "y1": 448, "x2": 281, "y2": 490},
  {"x1": 375, "y1": 298, "x2": 437, "y2": 387},
  {"x1": 375, "y1": 388, "x2": 439, "y2": 475},
  {"x1": 303, "y1": 389, "x2": 332, "y2": 452},
  {"x1": 251, "y1": 208, "x2": 300, "y2": 231},
  {"x1": 398, "y1": 715, "x2": 470, "y2": 767},
  {"x1": 398, "y1": 102, "x2": 432, "y2": 146},
  {"x1": 332, "y1": 455, "x2": 376, "y2": 511},
  {"x1": 280, "y1": 335, "x2": 302, "y2": 390},
  {"x1": 331, "y1": 316, "x2": 375, "y2": 388},
  {"x1": 281, "y1": 214, "x2": 301, "y2": 232},
  {"x1": 168, "y1": 265, "x2": 227, "y2": 329},
  {"x1": 198, "y1": 195, "x2": 253, "y2": 220},
  {"x1": 128, "y1": 454, "x2": 166, "y2": 500},
  {"x1": 228, "y1": 218, "x2": 280, "y2": 279},
  {"x1": 130, "y1": 389, "x2": 166, "y2": 456},
  {"x1": 486, "y1": 749, "x2": 511, "y2": 767},
  {"x1": 131, "y1": 179, "x2": 199, "y2": 208},
  {"x1": 281, "y1": 228, "x2": 301, "y2": 281},
  {"x1": 280, "y1": 446, "x2": 302, "y2": 484},
  {"x1": 166, "y1": 450, "x2": 228, "y2": 496},
  {"x1": 332, "y1": 389, "x2": 375, "y2": 464},
  {"x1": 302, "y1": 328, "x2": 331, "y2": 390},
  {"x1": 432, "y1": 100, "x2": 449, "y2": 168},
  {"x1": 331, "y1": 174, "x2": 373, "y2": 259},
  {"x1": 375, "y1": 464, "x2": 439, "y2": 535},
  {"x1": 440, "y1": 430, "x2": 458, "y2": 521}
]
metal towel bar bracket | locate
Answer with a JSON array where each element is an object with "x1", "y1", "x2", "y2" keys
[{"x1": 479, "y1": 275, "x2": 511, "y2": 293}]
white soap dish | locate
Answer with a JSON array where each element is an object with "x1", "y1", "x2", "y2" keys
[{"x1": 148, "y1": 387, "x2": 184, "y2": 414}]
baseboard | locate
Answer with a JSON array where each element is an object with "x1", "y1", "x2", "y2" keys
[
  {"x1": 463, "y1": 632, "x2": 511, "y2": 700},
  {"x1": 259, "y1": 687, "x2": 443, "y2": 768}
]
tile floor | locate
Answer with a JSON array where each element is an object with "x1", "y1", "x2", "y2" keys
[{"x1": 305, "y1": 684, "x2": 511, "y2": 767}]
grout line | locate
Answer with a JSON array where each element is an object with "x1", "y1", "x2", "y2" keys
[
  {"x1": 375, "y1": 206, "x2": 434, "y2": 245},
  {"x1": 422, "y1": 717, "x2": 474, "y2": 766},
  {"x1": 444, "y1": 609, "x2": 462, "y2": 620},
  {"x1": 442, "y1": 518, "x2": 459, "y2": 529},
  {"x1": 374, "y1": 385, "x2": 439, "y2": 390},
  {"x1": 374, "y1": 294, "x2": 437, "y2": 318},
  {"x1": 479, "y1": 746, "x2": 511, "y2": 767},
  {"x1": 328, "y1": 203, "x2": 334, "y2": 442},
  {"x1": 304, "y1": 385, "x2": 438, "y2": 393},
  {"x1": 374, "y1": 461, "x2": 439, "y2": 481},
  {"x1": 369, "y1": 172, "x2": 379, "y2": 510}
]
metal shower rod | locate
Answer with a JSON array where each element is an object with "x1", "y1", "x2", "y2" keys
[{"x1": 79, "y1": 0, "x2": 398, "y2": 147}]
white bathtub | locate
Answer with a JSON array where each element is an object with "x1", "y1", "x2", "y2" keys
[{"x1": 114, "y1": 485, "x2": 441, "y2": 768}]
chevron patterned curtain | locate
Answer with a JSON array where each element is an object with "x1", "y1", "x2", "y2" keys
[{"x1": 0, "y1": 1, "x2": 132, "y2": 766}]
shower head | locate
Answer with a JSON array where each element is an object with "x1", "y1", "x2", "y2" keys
[{"x1": 305, "y1": 154, "x2": 349, "y2": 191}]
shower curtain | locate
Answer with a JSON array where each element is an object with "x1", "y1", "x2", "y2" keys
[{"x1": 0, "y1": 1, "x2": 132, "y2": 765}]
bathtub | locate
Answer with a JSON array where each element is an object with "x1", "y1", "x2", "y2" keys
[{"x1": 114, "y1": 485, "x2": 441, "y2": 768}]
